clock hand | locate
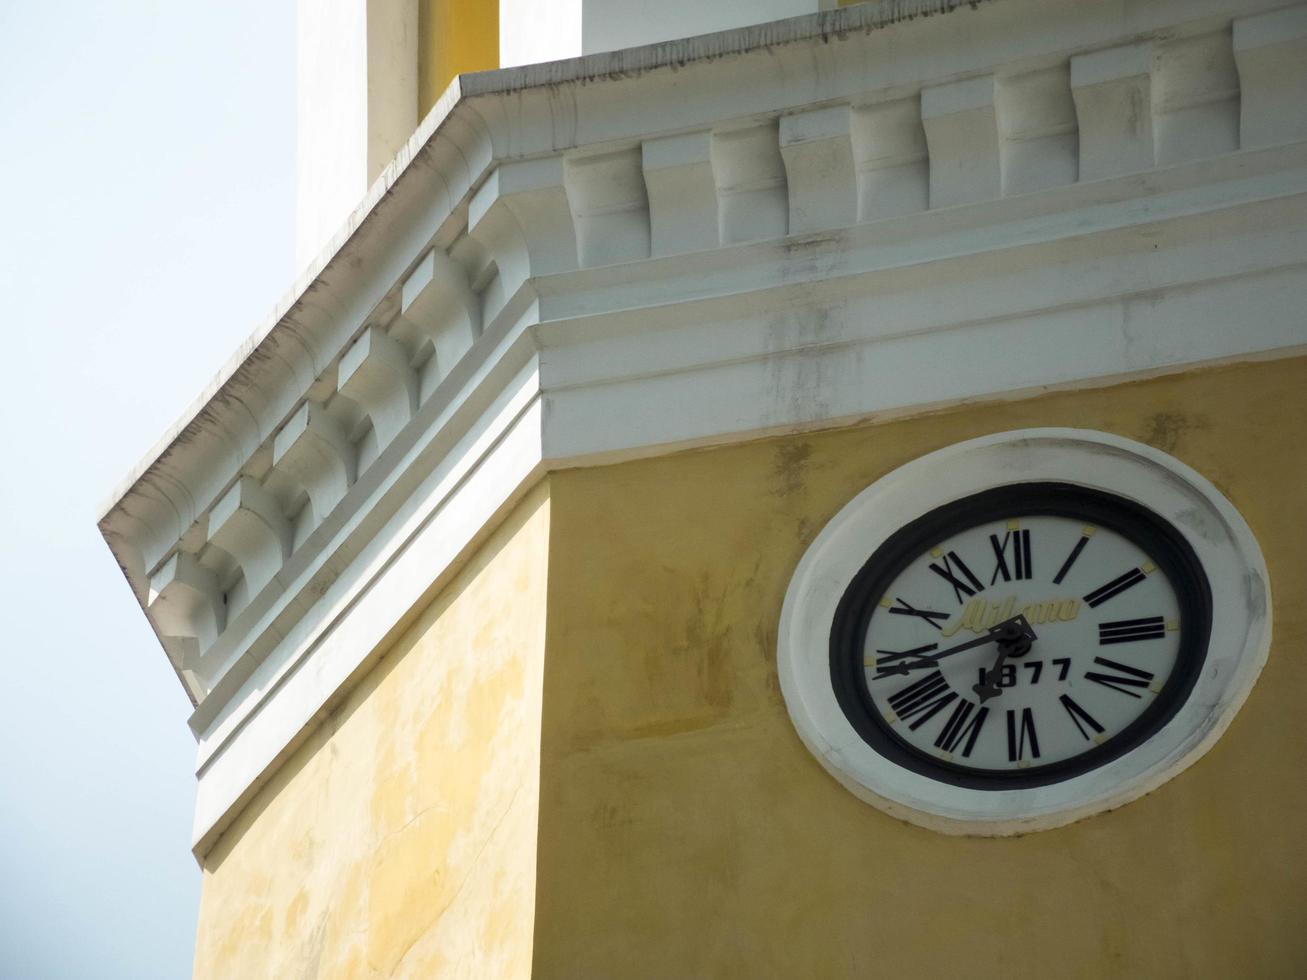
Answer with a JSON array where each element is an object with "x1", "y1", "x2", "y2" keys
[
  {"x1": 874, "y1": 642, "x2": 940, "y2": 665},
  {"x1": 874, "y1": 616, "x2": 1037, "y2": 676},
  {"x1": 973, "y1": 618, "x2": 1035, "y2": 703}
]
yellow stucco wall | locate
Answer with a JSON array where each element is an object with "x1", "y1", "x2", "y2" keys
[
  {"x1": 535, "y1": 356, "x2": 1307, "y2": 979},
  {"x1": 418, "y1": 0, "x2": 499, "y2": 118},
  {"x1": 193, "y1": 483, "x2": 550, "y2": 979}
]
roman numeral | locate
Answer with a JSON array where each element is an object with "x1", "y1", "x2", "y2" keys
[
  {"x1": 1098, "y1": 616, "x2": 1166, "y2": 645},
  {"x1": 871, "y1": 643, "x2": 938, "y2": 679},
  {"x1": 934, "y1": 699, "x2": 989, "y2": 757},
  {"x1": 887, "y1": 597, "x2": 950, "y2": 630},
  {"x1": 989, "y1": 529, "x2": 1033, "y2": 584},
  {"x1": 1084, "y1": 656, "x2": 1155, "y2": 699},
  {"x1": 1059, "y1": 694, "x2": 1105, "y2": 740},
  {"x1": 928, "y1": 551, "x2": 984, "y2": 604},
  {"x1": 1006, "y1": 707, "x2": 1040, "y2": 762},
  {"x1": 1052, "y1": 530, "x2": 1093, "y2": 585},
  {"x1": 887, "y1": 671, "x2": 958, "y2": 731},
  {"x1": 1083, "y1": 567, "x2": 1147, "y2": 608}
]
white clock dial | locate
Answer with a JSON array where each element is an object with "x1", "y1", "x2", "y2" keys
[
  {"x1": 862, "y1": 515, "x2": 1183, "y2": 772},
  {"x1": 828, "y1": 482, "x2": 1210, "y2": 790}
]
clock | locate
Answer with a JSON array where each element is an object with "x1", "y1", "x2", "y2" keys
[
  {"x1": 830, "y1": 483, "x2": 1211, "y2": 789},
  {"x1": 778, "y1": 429, "x2": 1270, "y2": 834}
]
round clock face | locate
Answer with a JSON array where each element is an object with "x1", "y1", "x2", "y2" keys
[{"x1": 830, "y1": 483, "x2": 1212, "y2": 789}]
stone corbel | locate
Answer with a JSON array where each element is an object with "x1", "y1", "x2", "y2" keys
[
  {"x1": 849, "y1": 96, "x2": 929, "y2": 223},
  {"x1": 563, "y1": 147, "x2": 651, "y2": 268},
  {"x1": 337, "y1": 324, "x2": 418, "y2": 451},
  {"x1": 147, "y1": 550, "x2": 225, "y2": 692},
  {"x1": 400, "y1": 248, "x2": 482, "y2": 403},
  {"x1": 1233, "y1": 6, "x2": 1307, "y2": 149},
  {"x1": 996, "y1": 65, "x2": 1078, "y2": 196},
  {"x1": 467, "y1": 156, "x2": 577, "y2": 314},
  {"x1": 1070, "y1": 42, "x2": 1154, "y2": 181},
  {"x1": 206, "y1": 476, "x2": 291, "y2": 611},
  {"x1": 921, "y1": 75, "x2": 1000, "y2": 209},
  {"x1": 779, "y1": 104, "x2": 857, "y2": 236},
  {"x1": 641, "y1": 131, "x2": 718, "y2": 257},
  {"x1": 710, "y1": 122, "x2": 789, "y2": 246},
  {"x1": 1152, "y1": 30, "x2": 1240, "y2": 166},
  {"x1": 268, "y1": 401, "x2": 357, "y2": 539}
]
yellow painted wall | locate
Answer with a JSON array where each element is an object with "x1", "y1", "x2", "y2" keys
[
  {"x1": 535, "y1": 356, "x2": 1307, "y2": 978},
  {"x1": 418, "y1": 0, "x2": 499, "y2": 118},
  {"x1": 192, "y1": 483, "x2": 550, "y2": 979}
]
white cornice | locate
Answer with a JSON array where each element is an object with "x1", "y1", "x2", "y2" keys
[
  {"x1": 95, "y1": 0, "x2": 1307, "y2": 856},
  {"x1": 99, "y1": 0, "x2": 992, "y2": 522}
]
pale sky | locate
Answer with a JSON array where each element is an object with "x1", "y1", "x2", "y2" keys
[{"x1": 0, "y1": 2, "x2": 295, "y2": 975}]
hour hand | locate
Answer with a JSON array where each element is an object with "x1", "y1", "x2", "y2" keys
[
  {"x1": 872, "y1": 643, "x2": 940, "y2": 675},
  {"x1": 874, "y1": 615, "x2": 1037, "y2": 677}
]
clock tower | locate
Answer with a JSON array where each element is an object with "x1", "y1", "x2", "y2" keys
[{"x1": 100, "y1": 0, "x2": 1307, "y2": 975}]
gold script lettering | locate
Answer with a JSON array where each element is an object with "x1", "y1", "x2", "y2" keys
[{"x1": 940, "y1": 596, "x2": 1081, "y2": 636}]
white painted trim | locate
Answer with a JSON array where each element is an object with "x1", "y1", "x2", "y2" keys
[
  {"x1": 777, "y1": 429, "x2": 1272, "y2": 835},
  {"x1": 192, "y1": 360, "x2": 546, "y2": 854}
]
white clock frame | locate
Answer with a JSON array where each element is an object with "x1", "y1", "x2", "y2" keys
[{"x1": 777, "y1": 428, "x2": 1271, "y2": 836}]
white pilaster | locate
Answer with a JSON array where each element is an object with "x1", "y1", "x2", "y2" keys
[{"x1": 296, "y1": 0, "x2": 417, "y2": 268}]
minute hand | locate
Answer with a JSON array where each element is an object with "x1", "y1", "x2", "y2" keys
[{"x1": 875, "y1": 617, "x2": 1036, "y2": 676}]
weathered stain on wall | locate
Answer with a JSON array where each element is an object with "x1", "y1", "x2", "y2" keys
[
  {"x1": 534, "y1": 356, "x2": 1307, "y2": 979},
  {"x1": 193, "y1": 483, "x2": 550, "y2": 979}
]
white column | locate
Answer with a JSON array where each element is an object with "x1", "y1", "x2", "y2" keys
[
  {"x1": 296, "y1": 0, "x2": 417, "y2": 268},
  {"x1": 501, "y1": 0, "x2": 821, "y2": 67},
  {"x1": 581, "y1": 0, "x2": 819, "y2": 54},
  {"x1": 500, "y1": 0, "x2": 583, "y2": 67}
]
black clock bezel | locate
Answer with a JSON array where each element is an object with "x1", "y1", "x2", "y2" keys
[{"x1": 829, "y1": 482, "x2": 1213, "y2": 790}]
